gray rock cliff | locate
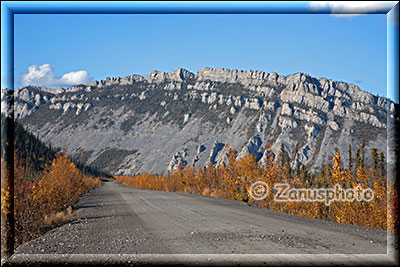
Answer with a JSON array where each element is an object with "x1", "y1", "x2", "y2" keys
[{"x1": 1, "y1": 67, "x2": 394, "y2": 175}]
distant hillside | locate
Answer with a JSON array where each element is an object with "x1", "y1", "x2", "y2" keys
[
  {"x1": 1, "y1": 113, "x2": 111, "y2": 179},
  {"x1": 1, "y1": 67, "x2": 396, "y2": 175}
]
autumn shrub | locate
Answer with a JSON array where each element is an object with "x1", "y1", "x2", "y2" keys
[
  {"x1": 13, "y1": 155, "x2": 44, "y2": 245},
  {"x1": 32, "y1": 152, "x2": 100, "y2": 214},
  {"x1": 116, "y1": 145, "x2": 396, "y2": 231},
  {"x1": 10, "y1": 151, "x2": 100, "y2": 247}
]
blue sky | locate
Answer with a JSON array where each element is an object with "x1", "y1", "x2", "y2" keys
[{"x1": 8, "y1": 2, "x2": 398, "y2": 101}]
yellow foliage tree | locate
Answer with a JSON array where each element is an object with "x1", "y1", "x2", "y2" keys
[
  {"x1": 32, "y1": 152, "x2": 99, "y2": 215},
  {"x1": 115, "y1": 146, "x2": 394, "y2": 231}
]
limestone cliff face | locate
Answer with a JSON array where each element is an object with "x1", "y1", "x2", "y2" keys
[{"x1": 1, "y1": 68, "x2": 394, "y2": 175}]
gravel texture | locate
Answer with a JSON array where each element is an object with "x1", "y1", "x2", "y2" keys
[{"x1": 5, "y1": 181, "x2": 396, "y2": 265}]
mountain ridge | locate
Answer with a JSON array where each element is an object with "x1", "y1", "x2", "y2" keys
[
  {"x1": 13, "y1": 67, "x2": 366, "y2": 94},
  {"x1": 1, "y1": 67, "x2": 395, "y2": 175}
]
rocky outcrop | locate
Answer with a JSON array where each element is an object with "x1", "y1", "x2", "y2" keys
[
  {"x1": 167, "y1": 149, "x2": 188, "y2": 172},
  {"x1": 192, "y1": 144, "x2": 206, "y2": 167},
  {"x1": 196, "y1": 67, "x2": 272, "y2": 86},
  {"x1": 1, "y1": 88, "x2": 13, "y2": 117},
  {"x1": 209, "y1": 141, "x2": 225, "y2": 165},
  {"x1": 239, "y1": 136, "x2": 263, "y2": 160},
  {"x1": 2, "y1": 67, "x2": 394, "y2": 175},
  {"x1": 146, "y1": 68, "x2": 195, "y2": 83}
]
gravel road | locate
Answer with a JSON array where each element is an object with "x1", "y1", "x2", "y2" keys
[{"x1": 5, "y1": 181, "x2": 396, "y2": 265}]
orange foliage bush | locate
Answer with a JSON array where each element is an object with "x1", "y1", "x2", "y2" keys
[
  {"x1": 32, "y1": 152, "x2": 100, "y2": 214},
  {"x1": 10, "y1": 151, "x2": 100, "y2": 247},
  {"x1": 116, "y1": 147, "x2": 396, "y2": 231}
]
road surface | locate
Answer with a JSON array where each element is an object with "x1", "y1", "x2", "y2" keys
[{"x1": 6, "y1": 181, "x2": 396, "y2": 265}]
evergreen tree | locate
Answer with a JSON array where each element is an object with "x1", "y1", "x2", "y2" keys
[
  {"x1": 379, "y1": 151, "x2": 385, "y2": 176},
  {"x1": 310, "y1": 173, "x2": 315, "y2": 184},
  {"x1": 300, "y1": 164, "x2": 309, "y2": 183},
  {"x1": 285, "y1": 161, "x2": 292, "y2": 178},
  {"x1": 280, "y1": 143, "x2": 286, "y2": 167},
  {"x1": 348, "y1": 144, "x2": 352, "y2": 173},
  {"x1": 296, "y1": 162, "x2": 301, "y2": 178},
  {"x1": 1, "y1": 113, "x2": 110, "y2": 180},
  {"x1": 360, "y1": 139, "x2": 366, "y2": 169},
  {"x1": 355, "y1": 148, "x2": 362, "y2": 170},
  {"x1": 371, "y1": 148, "x2": 378, "y2": 171}
]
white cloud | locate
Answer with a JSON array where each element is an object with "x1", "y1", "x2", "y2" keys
[
  {"x1": 309, "y1": 1, "x2": 397, "y2": 18},
  {"x1": 21, "y1": 64, "x2": 90, "y2": 86},
  {"x1": 59, "y1": 70, "x2": 89, "y2": 85}
]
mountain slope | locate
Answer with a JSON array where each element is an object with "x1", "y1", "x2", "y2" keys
[
  {"x1": 1, "y1": 68, "x2": 395, "y2": 175},
  {"x1": 0, "y1": 112, "x2": 110, "y2": 179}
]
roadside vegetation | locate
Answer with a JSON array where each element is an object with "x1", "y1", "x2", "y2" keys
[
  {"x1": 10, "y1": 152, "x2": 100, "y2": 246},
  {"x1": 1, "y1": 115, "x2": 101, "y2": 248},
  {"x1": 116, "y1": 143, "x2": 397, "y2": 232}
]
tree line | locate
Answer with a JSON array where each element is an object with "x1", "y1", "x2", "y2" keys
[
  {"x1": 116, "y1": 142, "x2": 397, "y2": 232},
  {"x1": 1, "y1": 114, "x2": 103, "y2": 248}
]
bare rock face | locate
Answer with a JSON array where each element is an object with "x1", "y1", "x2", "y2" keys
[
  {"x1": 196, "y1": 67, "x2": 270, "y2": 86},
  {"x1": 2, "y1": 67, "x2": 394, "y2": 175},
  {"x1": 1, "y1": 88, "x2": 13, "y2": 117},
  {"x1": 239, "y1": 136, "x2": 263, "y2": 160},
  {"x1": 167, "y1": 149, "x2": 188, "y2": 172},
  {"x1": 209, "y1": 141, "x2": 226, "y2": 165},
  {"x1": 146, "y1": 68, "x2": 195, "y2": 83}
]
